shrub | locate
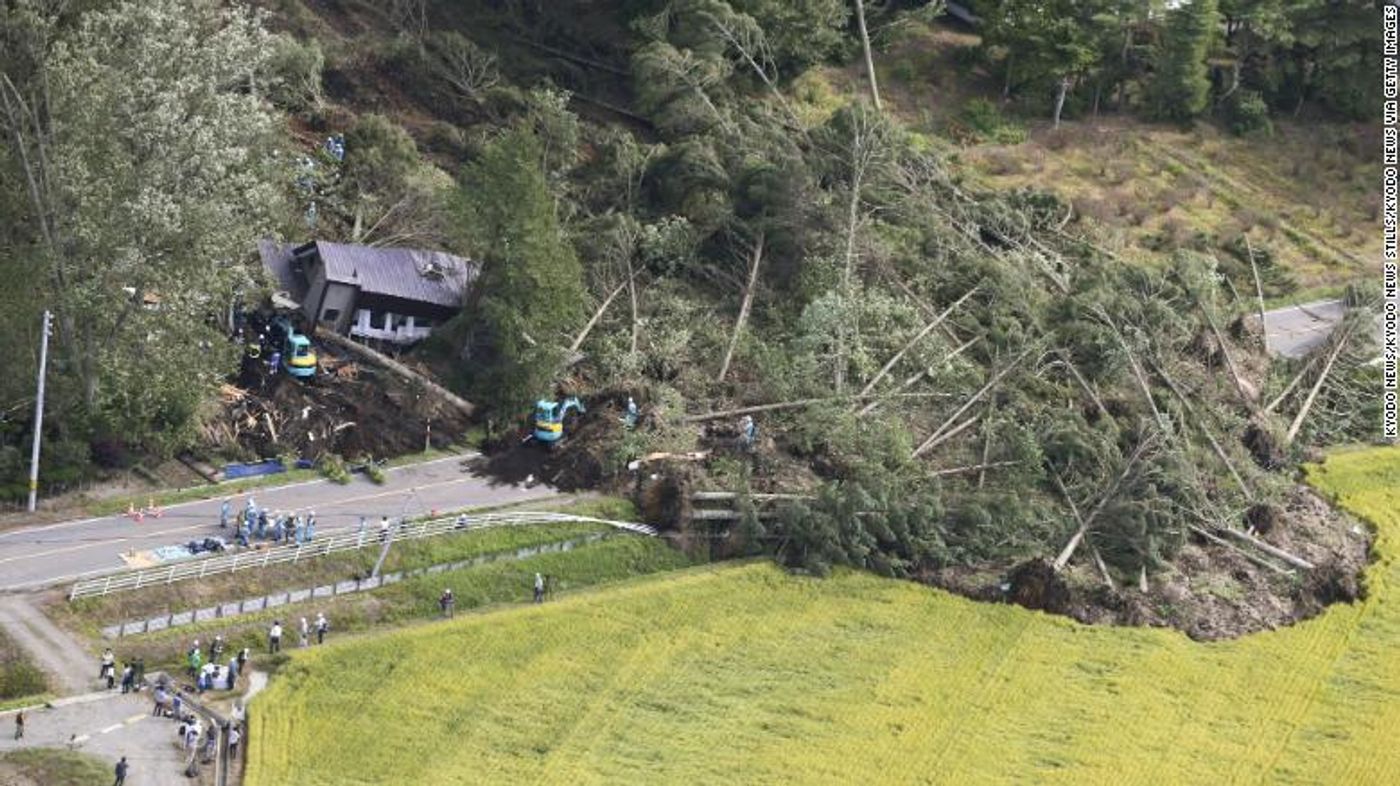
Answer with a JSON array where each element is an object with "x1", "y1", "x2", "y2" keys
[
  {"x1": 317, "y1": 453, "x2": 351, "y2": 485},
  {"x1": 1226, "y1": 91, "x2": 1272, "y2": 137},
  {"x1": 955, "y1": 98, "x2": 1027, "y2": 145}
]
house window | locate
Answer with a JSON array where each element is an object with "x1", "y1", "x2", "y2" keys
[
  {"x1": 371, "y1": 311, "x2": 388, "y2": 330},
  {"x1": 321, "y1": 308, "x2": 341, "y2": 323}
]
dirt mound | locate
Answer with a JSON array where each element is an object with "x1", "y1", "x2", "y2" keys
[
  {"x1": 205, "y1": 352, "x2": 470, "y2": 461},
  {"x1": 473, "y1": 395, "x2": 632, "y2": 492},
  {"x1": 921, "y1": 484, "x2": 1371, "y2": 641},
  {"x1": 1006, "y1": 558, "x2": 1072, "y2": 615}
]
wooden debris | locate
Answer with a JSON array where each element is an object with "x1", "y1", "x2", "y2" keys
[{"x1": 1285, "y1": 325, "x2": 1351, "y2": 446}]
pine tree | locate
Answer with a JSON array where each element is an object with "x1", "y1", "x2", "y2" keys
[
  {"x1": 1147, "y1": 0, "x2": 1219, "y2": 121},
  {"x1": 454, "y1": 127, "x2": 585, "y2": 423}
]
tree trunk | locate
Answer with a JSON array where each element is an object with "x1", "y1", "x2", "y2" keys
[
  {"x1": 1285, "y1": 327, "x2": 1350, "y2": 446},
  {"x1": 1245, "y1": 235, "x2": 1268, "y2": 355},
  {"x1": 853, "y1": 0, "x2": 882, "y2": 112},
  {"x1": 856, "y1": 285, "x2": 977, "y2": 399},
  {"x1": 717, "y1": 235, "x2": 764, "y2": 383},
  {"x1": 1052, "y1": 76, "x2": 1070, "y2": 129}
]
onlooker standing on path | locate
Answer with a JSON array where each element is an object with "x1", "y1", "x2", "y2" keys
[
  {"x1": 187, "y1": 642, "x2": 203, "y2": 677},
  {"x1": 120, "y1": 663, "x2": 134, "y2": 693},
  {"x1": 269, "y1": 621, "x2": 283, "y2": 653},
  {"x1": 439, "y1": 589, "x2": 455, "y2": 618},
  {"x1": 237, "y1": 647, "x2": 249, "y2": 674},
  {"x1": 228, "y1": 724, "x2": 241, "y2": 758},
  {"x1": 534, "y1": 572, "x2": 545, "y2": 603},
  {"x1": 134, "y1": 657, "x2": 146, "y2": 688},
  {"x1": 315, "y1": 612, "x2": 329, "y2": 644},
  {"x1": 13, "y1": 710, "x2": 22, "y2": 739},
  {"x1": 298, "y1": 617, "x2": 310, "y2": 648},
  {"x1": 172, "y1": 692, "x2": 183, "y2": 720},
  {"x1": 210, "y1": 635, "x2": 225, "y2": 663},
  {"x1": 113, "y1": 756, "x2": 129, "y2": 786},
  {"x1": 152, "y1": 686, "x2": 168, "y2": 716},
  {"x1": 100, "y1": 647, "x2": 115, "y2": 680},
  {"x1": 220, "y1": 497, "x2": 231, "y2": 529}
]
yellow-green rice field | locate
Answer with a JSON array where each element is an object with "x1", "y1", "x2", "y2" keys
[{"x1": 247, "y1": 446, "x2": 1400, "y2": 785}]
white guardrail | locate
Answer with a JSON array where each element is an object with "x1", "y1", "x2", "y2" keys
[{"x1": 69, "y1": 511, "x2": 656, "y2": 601}]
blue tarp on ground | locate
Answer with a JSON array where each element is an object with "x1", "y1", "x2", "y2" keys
[{"x1": 223, "y1": 459, "x2": 286, "y2": 480}]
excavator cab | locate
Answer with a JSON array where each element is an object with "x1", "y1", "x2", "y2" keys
[
  {"x1": 271, "y1": 316, "x2": 317, "y2": 379},
  {"x1": 284, "y1": 333, "x2": 317, "y2": 378},
  {"x1": 533, "y1": 397, "x2": 584, "y2": 446}
]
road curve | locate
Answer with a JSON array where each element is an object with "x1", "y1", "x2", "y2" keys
[{"x1": 1263, "y1": 299, "x2": 1382, "y2": 360}]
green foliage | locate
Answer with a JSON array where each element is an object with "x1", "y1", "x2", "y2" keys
[
  {"x1": 954, "y1": 98, "x2": 1027, "y2": 145},
  {"x1": 776, "y1": 476, "x2": 946, "y2": 577},
  {"x1": 454, "y1": 126, "x2": 585, "y2": 421},
  {"x1": 0, "y1": 0, "x2": 283, "y2": 471},
  {"x1": 1147, "y1": 0, "x2": 1218, "y2": 121},
  {"x1": 0, "y1": 630, "x2": 46, "y2": 701},
  {"x1": 266, "y1": 33, "x2": 324, "y2": 113},
  {"x1": 317, "y1": 453, "x2": 351, "y2": 485},
  {"x1": 0, "y1": 749, "x2": 113, "y2": 786},
  {"x1": 344, "y1": 114, "x2": 420, "y2": 203},
  {"x1": 1225, "y1": 90, "x2": 1272, "y2": 136}
]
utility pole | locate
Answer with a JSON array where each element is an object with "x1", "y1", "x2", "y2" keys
[{"x1": 27, "y1": 310, "x2": 52, "y2": 513}]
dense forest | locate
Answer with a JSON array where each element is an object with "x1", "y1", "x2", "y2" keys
[{"x1": 0, "y1": 0, "x2": 1382, "y2": 628}]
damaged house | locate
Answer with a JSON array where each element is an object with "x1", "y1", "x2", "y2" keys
[{"x1": 259, "y1": 240, "x2": 476, "y2": 345}]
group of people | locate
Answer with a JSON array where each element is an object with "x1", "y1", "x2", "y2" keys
[
  {"x1": 267, "y1": 612, "x2": 330, "y2": 652},
  {"x1": 221, "y1": 495, "x2": 318, "y2": 548},
  {"x1": 99, "y1": 648, "x2": 145, "y2": 694},
  {"x1": 181, "y1": 636, "x2": 250, "y2": 693}
]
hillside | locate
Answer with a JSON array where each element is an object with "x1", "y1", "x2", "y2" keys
[
  {"x1": 0, "y1": 0, "x2": 1381, "y2": 639},
  {"x1": 247, "y1": 446, "x2": 1400, "y2": 785},
  {"x1": 837, "y1": 22, "x2": 1377, "y2": 299}
]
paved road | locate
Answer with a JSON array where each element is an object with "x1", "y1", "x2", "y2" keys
[
  {"x1": 0, "y1": 693, "x2": 191, "y2": 786},
  {"x1": 1263, "y1": 299, "x2": 1383, "y2": 359},
  {"x1": 0, "y1": 455, "x2": 552, "y2": 591}
]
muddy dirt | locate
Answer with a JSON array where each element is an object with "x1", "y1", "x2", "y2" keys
[
  {"x1": 204, "y1": 348, "x2": 470, "y2": 462},
  {"x1": 926, "y1": 485, "x2": 1371, "y2": 641},
  {"x1": 471, "y1": 391, "x2": 637, "y2": 493}
]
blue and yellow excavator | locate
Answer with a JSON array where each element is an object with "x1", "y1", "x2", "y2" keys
[
  {"x1": 271, "y1": 316, "x2": 317, "y2": 379},
  {"x1": 532, "y1": 397, "x2": 584, "y2": 447}
]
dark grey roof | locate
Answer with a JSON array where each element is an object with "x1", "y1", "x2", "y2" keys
[
  {"x1": 314, "y1": 241, "x2": 475, "y2": 308},
  {"x1": 257, "y1": 239, "x2": 303, "y2": 296}
]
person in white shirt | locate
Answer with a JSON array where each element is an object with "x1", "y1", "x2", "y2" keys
[{"x1": 268, "y1": 621, "x2": 283, "y2": 653}]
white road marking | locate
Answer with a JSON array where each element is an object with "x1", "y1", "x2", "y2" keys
[
  {"x1": 126, "y1": 713, "x2": 146, "y2": 724},
  {"x1": 0, "y1": 474, "x2": 493, "y2": 567},
  {"x1": 0, "y1": 454, "x2": 474, "y2": 540},
  {"x1": 100, "y1": 723, "x2": 123, "y2": 734},
  {"x1": 71, "y1": 734, "x2": 90, "y2": 744}
]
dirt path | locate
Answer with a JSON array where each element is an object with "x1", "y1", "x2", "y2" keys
[{"x1": 0, "y1": 594, "x2": 95, "y2": 696}]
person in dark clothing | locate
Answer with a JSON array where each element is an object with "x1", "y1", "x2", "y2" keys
[
  {"x1": 134, "y1": 657, "x2": 146, "y2": 687},
  {"x1": 13, "y1": 711, "x2": 22, "y2": 739},
  {"x1": 113, "y1": 756, "x2": 129, "y2": 785},
  {"x1": 120, "y1": 664, "x2": 135, "y2": 693}
]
